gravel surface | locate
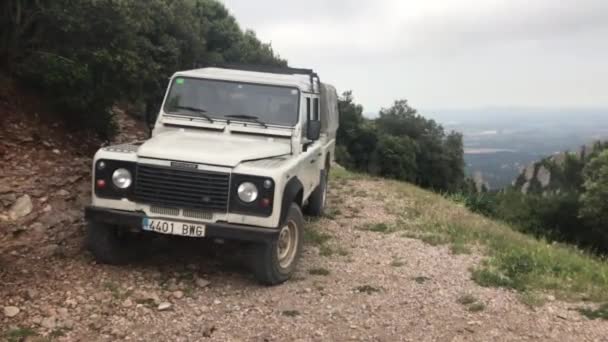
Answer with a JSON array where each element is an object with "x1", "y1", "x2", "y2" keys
[{"x1": 1, "y1": 113, "x2": 607, "y2": 341}]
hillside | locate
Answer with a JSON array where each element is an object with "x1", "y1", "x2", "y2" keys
[{"x1": 2, "y1": 109, "x2": 608, "y2": 340}]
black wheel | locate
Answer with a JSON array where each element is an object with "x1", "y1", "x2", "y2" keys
[
  {"x1": 86, "y1": 221, "x2": 136, "y2": 265},
  {"x1": 252, "y1": 203, "x2": 304, "y2": 285},
  {"x1": 304, "y1": 169, "x2": 328, "y2": 217}
]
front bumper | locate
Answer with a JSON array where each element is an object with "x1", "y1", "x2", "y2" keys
[{"x1": 85, "y1": 206, "x2": 278, "y2": 243}]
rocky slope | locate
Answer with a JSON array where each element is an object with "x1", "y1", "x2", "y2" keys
[{"x1": 1, "y1": 95, "x2": 607, "y2": 341}]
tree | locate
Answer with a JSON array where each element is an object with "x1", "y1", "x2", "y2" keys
[
  {"x1": 1, "y1": 0, "x2": 286, "y2": 137},
  {"x1": 580, "y1": 150, "x2": 608, "y2": 240},
  {"x1": 335, "y1": 93, "x2": 465, "y2": 192}
]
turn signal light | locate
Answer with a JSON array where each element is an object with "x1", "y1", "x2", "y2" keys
[
  {"x1": 260, "y1": 198, "x2": 271, "y2": 208},
  {"x1": 96, "y1": 179, "x2": 106, "y2": 189}
]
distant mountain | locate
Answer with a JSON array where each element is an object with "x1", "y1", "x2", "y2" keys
[{"x1": 422, "y1": 107, "x2": 608, "y2": 189}]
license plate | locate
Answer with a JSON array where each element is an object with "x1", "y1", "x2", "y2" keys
[{"x1": 142, "y1": 218, "x2": 206, "y2": 238}]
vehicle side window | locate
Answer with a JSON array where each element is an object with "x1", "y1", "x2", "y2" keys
[
  {"x1": 313, "y1": 98, "x2": 319, "y2": 121},
  {"x1": 306, "y1": 97, "x2": 311, "y2": 121},
  {"x1": 302, "y1": 97, "x2": 311, "y2": 138}
]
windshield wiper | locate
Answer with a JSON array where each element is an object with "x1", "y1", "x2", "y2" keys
[
  {"x1": 173, "y1": 105, "x2": 214, "y2": 123},
  {"x1": 225, "y1": 114, "x2": 268, "y2": 128}
]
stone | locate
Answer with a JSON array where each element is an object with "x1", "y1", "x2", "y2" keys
[
  {"x1": 52, "y1": 149, "x2": 60, "y2": 154},
  {"x1": 524, "y1": 164, "x2": 535, "y2": 181},
  {"x1": 135, "y1": 291, "x2": 161, "y2": 305},
  {"x1": 30, "y1": 222, "x2": 46, "y2": 235},
  {"x1": 172, "y1": 291, "x2": 184, "y2": 299},
  {"x1": 521, "y1": 181, "x2": 531, "y2": 194},
  {"x1": 157, "y1": 302, "x2": 172, "y2": 311},
  {"x1": 9, "y1": 195, "x2": 33, "y2": 219},
  {"x1": 56, "y1": 189, "x2": 70, "y2": 197},
  {"x1": 57, "y1": 308, "x2": 69, "y2": 318},
  {"x1": 195, "y1": 278, "x2": 211, "y2": 288},
  {"x1": 537, "y1": 165, "x2": 551, "y2": 188},
  {"x1": 41, "y1": 316, "x2": 57, "y2": 329},
  {"x1": 26, "y1": 289, "x2": 39, "y2": 299},
  {"x1": 0, "y1": 193, "x2": 17, "y2": 207},
  {"x1": 65, "y1": 298, "x2": 78, "y2": 307},
  {"x1": 4, "y1": 306, "x2": 20, "y2": 317},
  {"x1": 122, "y1": 299, "x2": 134, "y2": 308},
  {"x1": 42, "y1": 244, "x2": 61, "y2": 257}
]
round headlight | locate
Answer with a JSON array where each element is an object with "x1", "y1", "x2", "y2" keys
[
  {"x1": 237, "y1": 182, "x2": 258, "y2": 203},
  {"x1": 112, "y1": 168, "x2": 132, "y2": 189}
]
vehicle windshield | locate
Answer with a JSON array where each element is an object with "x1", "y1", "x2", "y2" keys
[{"x1": 163, "y1": 77, "x2": 300, "y2": 126}]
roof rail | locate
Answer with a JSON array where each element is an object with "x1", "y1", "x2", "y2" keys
[{"x1": 202, "y1": 63, "x2": 321, "y2": 92}]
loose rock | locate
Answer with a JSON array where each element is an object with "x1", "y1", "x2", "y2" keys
[
  {"x1": 158, "y1": 302, "x2": 172, "y2": 311},
  {"x1": 9, "y1": 194, "x2": 33, "y2": 219},
  {"x1": 4, "y1": 306, "x2": 20, "y2": 317},
  {"x1": 195, "y1": 278, "x2": 211, "y2": 288}
]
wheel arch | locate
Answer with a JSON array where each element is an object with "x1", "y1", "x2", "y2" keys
[{"x1": 279, "y1": 176, "x2": 303, "y2": 226}]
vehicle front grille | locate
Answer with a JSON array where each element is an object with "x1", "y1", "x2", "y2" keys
[
  {"x1": 150, "y1": 206, "x2": 180, "y2": 216},
  {"x1": 134, "y1": 164, "x2": 230, "y2": 211}
]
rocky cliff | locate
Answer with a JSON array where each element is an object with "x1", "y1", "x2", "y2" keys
[{"x1": 513, "y1": 142, "x2": 607, "y2": 194}]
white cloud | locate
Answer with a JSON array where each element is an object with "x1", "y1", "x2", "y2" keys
[{"x1": 222, "y1": 0, "x2": 608, "y2": 112}]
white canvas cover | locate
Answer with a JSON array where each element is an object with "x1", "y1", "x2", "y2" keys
[{"x1": 320, "y1": 83, "x2": 339, "y2": 140}]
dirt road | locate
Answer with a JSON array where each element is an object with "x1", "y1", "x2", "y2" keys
[{"x1": 1, "y1": 114, "x2": 606, "y2": 341}]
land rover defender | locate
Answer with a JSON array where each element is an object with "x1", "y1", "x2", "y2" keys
[{"x1": 84, "y1": 65, "x2": 339, "y2": 285}]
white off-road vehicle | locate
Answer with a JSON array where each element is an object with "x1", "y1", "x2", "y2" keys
[{"x1": 85, "y1": 65, "x2": 339, "y2": 284}]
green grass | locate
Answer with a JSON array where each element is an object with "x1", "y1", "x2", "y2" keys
[
  {"x1": 337, "y1": 247, "x2": 350, "y2": 256},
  {"x1": 309, "y1": 267, "x2": 330, "y2": 276},
  {"x1": 468, "y1": 302, "x2": 486, "y2": 312},
  {"x1": 419, "y1": 233, "x2": 450, "y2": 246},
  {"x1": 456, "y1": 294, "x2": 477, "y2": 305},
  {"x1": 354, "y1": 285, "x2": 381, "y2": 294},
  {"x1": 413, "y1": 276, "x2": 431, "y2": 284},
  {"x1": 281, "y1": 310, "x2": 301, "y2": 317},
  {"x1": 457, "y1": 294, "x2": 486, "y2": 312},
  {"x1": 4, "y1": 327, "x2": 37, "y2": 342},
  {"x1": 450, "y1": 243, "x2": 472, "y2": 255},
  {"x1": 518, "y1": 291, "x2": 547, "y2": 308},
  {"x1": 319, "y1": 245, "x2": 334, "y2": 257},
  {"x1": 323, "y1": 207, "x2": 342, "y2": 220},
  {"x1": 359, "y1": 222, "x2": 392, "y2": 233},
  {"x1": 354, "y1": 190, "x2": 367, "y2": 197},
  {"x1": 390, "y1": 259, "x2": 405, "y2": 267},
  {"x1": 304, "y1": 228, "x2": 332, "y2": 246},
  {"x1": 577, "y1": 303, "x2": 608, "y2": 320},
  {"x1": 50, "y1": 327, "x2": 72, "y2": 338}
]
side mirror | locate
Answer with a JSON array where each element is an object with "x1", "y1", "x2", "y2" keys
[
  {"x1": 307, "y1": 120, "x2": 321, "y2": 141},
  {"x1": 145, "y1": 111, "x2": 156, "y2": 137}
]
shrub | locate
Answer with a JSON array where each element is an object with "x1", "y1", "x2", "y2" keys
[{"x1": 1, "y1": 0, "x2": 286, "y2": 137}]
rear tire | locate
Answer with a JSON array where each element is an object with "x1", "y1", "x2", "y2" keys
[
  {"x1": 252, "y1": 203, "x2": 304, "y2": 285},
  {"x1": 304, "y1": 169, "x2": 328, "y2": 217},
  {"x1": 86, "y1": 221, "x2": 135, "y2": 265}
]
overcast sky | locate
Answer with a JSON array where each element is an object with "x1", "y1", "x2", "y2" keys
[{"x1": 221, "y1": 0, "x2": 608, "y2": 114}]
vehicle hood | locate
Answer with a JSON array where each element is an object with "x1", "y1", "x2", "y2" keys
[{"x1": 137, "y1": 131, "x2": 291, "y2": 167}]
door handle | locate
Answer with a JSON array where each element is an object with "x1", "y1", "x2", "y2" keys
[{"x1": 310, "y1": 159, "x2": 316, "y2": 164}]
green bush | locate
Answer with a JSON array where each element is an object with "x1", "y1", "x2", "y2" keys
[
  {"x1": 1, "y1": 0, "x2": 285, "y2": 137},
  {"x1": 336, "y1": 94, "x2": 465, "y2": 193}
]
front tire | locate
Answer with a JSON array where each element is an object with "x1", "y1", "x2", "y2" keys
[
  {"x1": 304, "y1": 169, "x2": 328, "y2": 217},
  {"x1": 252, "y1": 203, "x2": 304, "y2": 285},
  {"x1": 86, "y1": 221, "x2": 135, "y2": 265}
]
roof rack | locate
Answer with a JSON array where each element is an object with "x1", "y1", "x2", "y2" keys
[{"x1": 203, "y1": 63, "x2": 321, "y2": 92}]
